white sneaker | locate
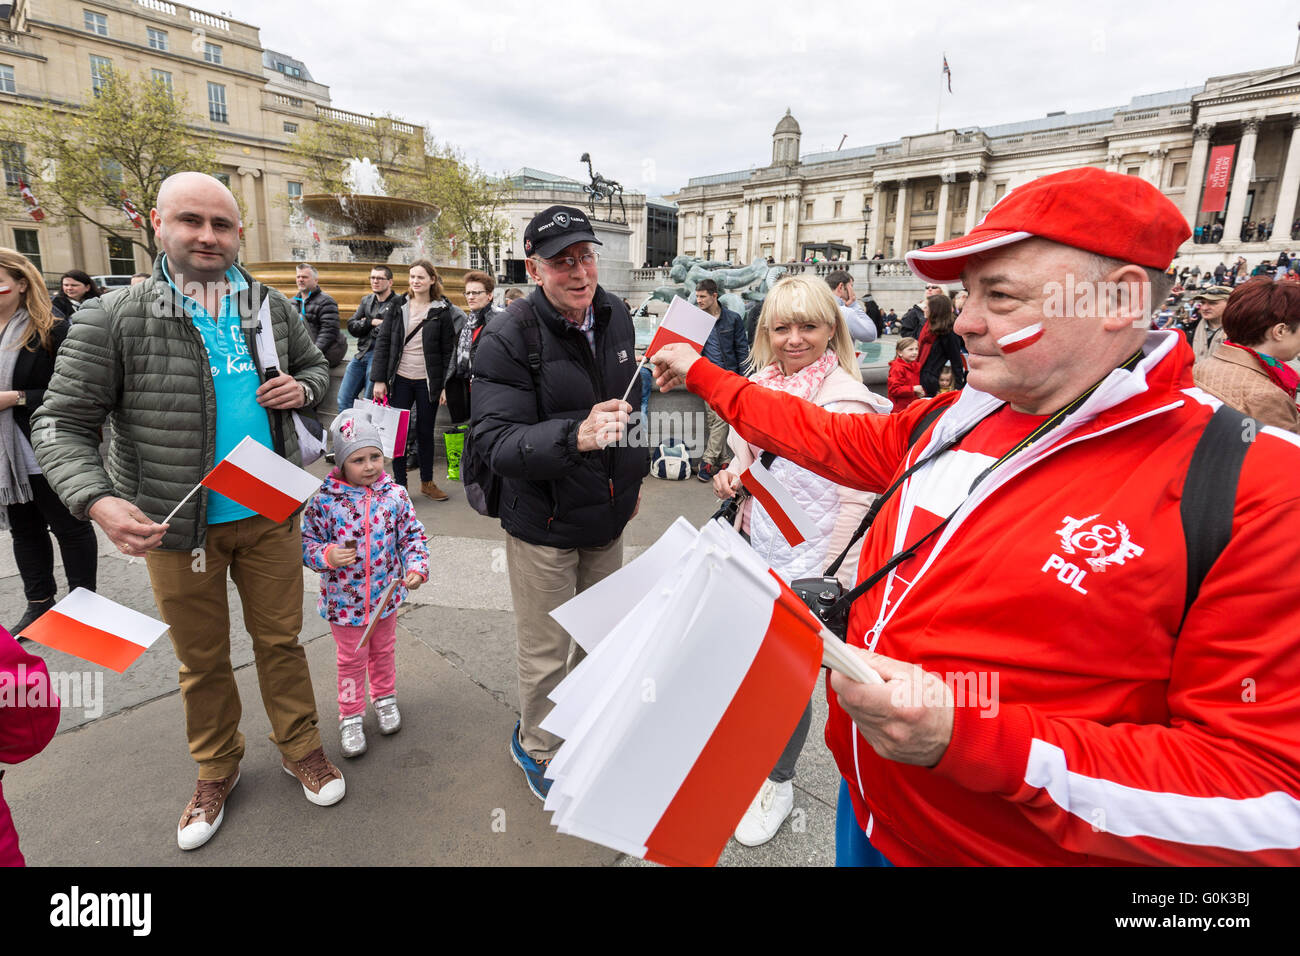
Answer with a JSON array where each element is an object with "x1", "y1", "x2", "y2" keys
[
  {"x1": 375, "y1": 695, "x2": 401, "y2": 735},
  {"x1": 177, "y1": 771, "x2": 239, "y2": 851},
  {"x1": 340, "y1": 715, "x2": 367, "y2": 758},
  {"x1": 733, "y1": 779, "x2": 794, "y2": 847}
]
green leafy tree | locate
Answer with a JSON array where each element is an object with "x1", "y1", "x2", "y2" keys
[
  {"x1": 413, "y1": 139, "x2": 513, "y2": 267},
  {"x1": 287, "y1": 112, "x2": 423, "y2": 195},
  {"x1": 1, "y1": 71, "x2": 220, "y2": 258}
]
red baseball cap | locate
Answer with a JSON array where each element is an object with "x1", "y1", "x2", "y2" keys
[{"x1": 905, "y1": 166, "x2": 1191, "y2": 283}]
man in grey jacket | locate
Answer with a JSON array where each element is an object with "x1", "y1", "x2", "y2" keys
[{"x1": 31, "y1": 172, "x2": 344, "y2": 852}]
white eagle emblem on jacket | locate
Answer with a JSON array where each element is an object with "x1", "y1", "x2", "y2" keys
[{"x1": 1055, "y1": 514, "x2": 1144, "y2": 572}]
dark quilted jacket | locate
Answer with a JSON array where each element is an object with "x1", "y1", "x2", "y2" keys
[
  {"x1": 470, "y1": 285, "x2": 647, "y2": 549},
  {"x1": 30, "y1": 257, "x2": 330, "y2": 551}
]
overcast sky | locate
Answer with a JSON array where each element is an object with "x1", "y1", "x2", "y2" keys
[{"x1": 222, "y1": 0, "x2": 1297, "y2": 198}]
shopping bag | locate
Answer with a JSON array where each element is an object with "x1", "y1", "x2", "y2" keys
[{"x1": 353, "y1": 398, "x2": 410, "y2": 460}]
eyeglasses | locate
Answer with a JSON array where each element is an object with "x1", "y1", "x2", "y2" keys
[
  {"x1": 539, "y1": 252, "x2": 599, "y2": 271},
  {"x1": 464, "y1": 290, "x2": 489, "y2": 297}
]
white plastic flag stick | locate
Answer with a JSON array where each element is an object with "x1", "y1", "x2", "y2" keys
[
  {"x1": 162, "y1": 480, "x2": 203, "y2": 527},
  {"x1": 619, "y1": 352, "x2": 650, "y2": 404},
  {"x1": 820, "y1": 629, "x2": 884, "y2": 684}
]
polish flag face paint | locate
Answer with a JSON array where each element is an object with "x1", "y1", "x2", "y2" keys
[
  {"x1": 0, "y1": 286, "x2": 11, "y2": 295},
  {"x1": 997, "y1": 322, "x2": 1044, "y2": 354}
]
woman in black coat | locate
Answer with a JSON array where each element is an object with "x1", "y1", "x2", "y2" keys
[
  {"x1": 49, "y1": 269, "x2": 104, "y2": 320},
  {"x1": 0, "y1": 250, "x2": 97, "y2": 635},
  {"x1": 918, "y1": 293, "x2": 967, "y2": 397},
  {"x1": 370, "y1": 259, "x2": 465, "y2": 500}
]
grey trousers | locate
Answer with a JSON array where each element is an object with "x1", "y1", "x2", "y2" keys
[
  {"x1": 507, "y1": 533, "x2": 624, "y2": 760},
  {"x1": 702, "y1": 407, "x2": 730, "y2": 467},
  {"x1": 770, "y1": 700, "x2": 813, "y2": 784}
]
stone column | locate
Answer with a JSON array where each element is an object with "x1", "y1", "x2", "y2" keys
[
  {"x1": 935, "y1": 179, "x2": 952, "y2": 244},
  {"x1": 895, "y1": 179, "x2": 911, "y2": 255},
  {"x1": 236, "y1": 166, "x2": 263, "y2": 260},
  {"x1": 1146, "y1": 147, "x2": 1168, "y2": 188},
  {"x1": 1106, "y1": 152, "x2": 1122, "y2": 173},
  {"x1": 773, "y1": 196, "x2": 785, "y2": 262},
  {"x1": 1223, "y1": 118, "x2": 1261, "y2": 243},
  {"x1": 788, "y1": 190, "x2": 802, "y2": 261},
  {"x1": 1181, "y1": 123, "x2": 1215, "y2": 225},
  {"x1": 965, "y1": 169, "x2": 985, "y2": 235},
  {"x1": 695, "y1": 208, "x2": 704, "y2": 256},
  {"x1": 1272, "y1": 115, "x2": 1300, "y2": 242}
]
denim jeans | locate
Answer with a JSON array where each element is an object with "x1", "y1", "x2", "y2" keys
[
  {"x1": 389, "y1": 375, "x2": 434, "y2": 485},
  {"x1": 6, "y1": 473, "x2": 97, "y2": 602},
  {"x1": 337, "y1": 352, "x2": 373, "y2": 413}
]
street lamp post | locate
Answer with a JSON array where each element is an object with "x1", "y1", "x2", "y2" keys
[
  {"x1": 860, "y1": 200, "x2": 872, "y2": 260},
  {"x1": 724, "y1": 210, "x2": 735, "y2": 262},
  {"x1": 705, "y1": 231, "x2": 714, "y2": 260},
  {"x1": 505, "y1": 247, "x2": 513, "y2": 285}
]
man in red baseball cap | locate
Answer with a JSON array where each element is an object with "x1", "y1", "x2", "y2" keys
[{"x1": 651, "y1": 166, "x2": 1300, "y2": 865}]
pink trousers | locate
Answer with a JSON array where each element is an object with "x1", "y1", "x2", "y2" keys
[{"x1": 331, "y1": 613, "x2": 398, "y2": 719}]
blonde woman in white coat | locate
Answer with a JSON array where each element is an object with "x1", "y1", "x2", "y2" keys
[{"x1": 712, "y1": 275, "x2": 891, "y2": 848}]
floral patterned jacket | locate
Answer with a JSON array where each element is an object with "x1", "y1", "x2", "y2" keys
[{"x1": 302, "y1": 471, "x2": 430, "y2": 626}]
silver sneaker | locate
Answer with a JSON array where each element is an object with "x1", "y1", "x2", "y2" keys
[
  {"x1": 375, "y1": 695, "x2": 401, "y2": 735},
  {"x1": 340, "y1": 715, "x2": 367, "y2": 757}
]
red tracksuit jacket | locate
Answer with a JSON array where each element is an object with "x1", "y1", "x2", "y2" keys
[{"x1": 687, "y1": 331, "x2": 1300, "y2": 865}]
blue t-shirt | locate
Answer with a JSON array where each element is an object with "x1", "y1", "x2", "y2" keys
[{"x1": 162, "y1": 256, "x2": 274, "y2": 524}]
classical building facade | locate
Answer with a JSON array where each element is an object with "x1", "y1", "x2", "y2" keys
[
  {"x1": 0, "y1": 0, "x2": 423, "y2": 280},
  {"x1": 670, "y1": 60, "x2": 1300, "y2": 269}
]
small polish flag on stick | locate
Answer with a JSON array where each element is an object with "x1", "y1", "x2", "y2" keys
[
  {"x1": 739, "y1": 458, "x2": 819, "y2": 547},
  {"x1": 165, "y1": 436, "x2": 320, "y2": 526},
  {"x1": 20, "y1": 588, "x2": 168, "y2": 673},
  {"x1": 17, "y1": 178, "x2": 44, "y2": 222},
  {"x1": 646, "y1": 297, "x2": 718, "y2": 355},
  {"x1": 622, "y1": 297, "x2": 720, "y2": 402},
  {"x1": 996, "y1": 322, "x2": 1044, "y2": 354},
  {"x1": 200, "y1": 437, "x2": 320, "y2": 523},
  {"x1": 120, "y1": 190, "x2": 144, "y2": 229}
]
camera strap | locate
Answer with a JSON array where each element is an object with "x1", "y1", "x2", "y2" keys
[{"x1": 822, "y1": 349, "x2": 1143, "y2": 623}]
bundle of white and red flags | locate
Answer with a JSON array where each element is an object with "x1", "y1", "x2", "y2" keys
[{"x1": 543, "y1": 516, "x2": 879, "y2": 866}]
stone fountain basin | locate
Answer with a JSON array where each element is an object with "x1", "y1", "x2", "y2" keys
[{"x1": 300, "y1": 193, "x2": 435, "y2": 233}]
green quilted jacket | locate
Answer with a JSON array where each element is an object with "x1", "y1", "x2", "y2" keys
[{"x1": 31, "y1": 257, "x2": 330, "y2": 551}]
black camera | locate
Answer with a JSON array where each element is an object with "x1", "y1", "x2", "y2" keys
[{"x1": 790, "y1": 575, "x2": 849, "y2": 641}]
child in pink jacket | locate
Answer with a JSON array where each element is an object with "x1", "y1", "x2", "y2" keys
[
  {"x1": 302, "y1": 411, "x2": 429, "y2": 759},
  {"x1": 1, "y1": 627, "x2": 60, "y2": 866}
]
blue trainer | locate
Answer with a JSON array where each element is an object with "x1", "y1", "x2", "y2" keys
[{"x1": 510, "y1": 720, "x2": 552, "y2": 800}]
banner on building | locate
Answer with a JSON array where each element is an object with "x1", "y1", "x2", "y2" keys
[{"x1": 1200, "y1": 144, "x2": 1236, "y2": 213}]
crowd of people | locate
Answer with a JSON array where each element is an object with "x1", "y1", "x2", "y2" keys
[{"x1": 4, "y1": 165, "x2": 1300, "y2": 868}]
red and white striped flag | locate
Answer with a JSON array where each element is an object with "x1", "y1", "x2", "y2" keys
[
  {"x1": 646, "y1": 297, "x2": 718, "y2": 355},
  {"x1": 19, "y1": 588, "x2": 168, "y2": 673},
  {"x1": 202, "y1": 436, "x2": 320, "y2": 523},
  {"x1": 120, "y1": 190, "x2": 143, "y2": 229},
  {"x1": 542, "y1": 519, "x2": 825, "y2": 866},
  {"x1": 739, "y1": 458, "x2": 819, "y2": 547},
  {"x1": 17, "y1": 178, "x2": 44, "y2": 222}
]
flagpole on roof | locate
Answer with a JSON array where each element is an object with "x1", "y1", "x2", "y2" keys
[{"x1": 936, "y1": 52, "x2": 944, "y2": 132}]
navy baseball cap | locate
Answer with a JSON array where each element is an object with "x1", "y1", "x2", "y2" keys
[{"x1": 523, "y1": 205, "x2": 603, "y2": 259}]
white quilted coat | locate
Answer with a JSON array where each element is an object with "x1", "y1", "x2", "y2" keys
[{"x1": 725, "y1": 366, "x2": 891, "y2": 587}]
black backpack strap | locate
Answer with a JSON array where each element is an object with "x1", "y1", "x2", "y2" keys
[
  {"x1": 824, "y1": 400, "x2": 950, "y2": 577},
  {"x1": 1179, "y1": 403, "x2": 1250, "y2": 629},
  {"x1": 517, "y1": 308, "x2": 545, "y2": 421}
]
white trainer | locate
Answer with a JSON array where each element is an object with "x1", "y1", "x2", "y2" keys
[
  {"x1": 375, "y1": 695, "x2": 401, "y2": 735},
  {"x1": 733, "y1": 778, "x2": 794, "y2": 847},
  {"x1": 340, "y1": 715, "x2": 367, "y2": 758}
]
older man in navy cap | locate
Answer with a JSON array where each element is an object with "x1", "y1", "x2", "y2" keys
[{"x1": 470, "y1": 205, "x2": 647, "y2": 800}]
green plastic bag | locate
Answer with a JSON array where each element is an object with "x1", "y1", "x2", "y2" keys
[{"x1": 444, "y1": 424, "x2": 468, "y2": 481}]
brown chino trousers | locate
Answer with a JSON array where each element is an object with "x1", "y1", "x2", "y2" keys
[
  {"x1": 146, "y1": 514, "x2": 321, "y2": 780},
  {"x1": 507, "y1": 533, "x2": 623, "y2": 760}
]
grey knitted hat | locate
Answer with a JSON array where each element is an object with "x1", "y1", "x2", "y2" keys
[{"x1": 331, "y1": 409, "x2": 385, "y2": 466}]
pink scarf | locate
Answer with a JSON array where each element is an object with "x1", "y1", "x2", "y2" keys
[{"x1": 751, "y1": 350, "x2": 838, "y2": 400}]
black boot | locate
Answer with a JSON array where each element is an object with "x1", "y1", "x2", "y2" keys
[{"x1": 10, "y1": 597, "x2": 55, "y2": 640}]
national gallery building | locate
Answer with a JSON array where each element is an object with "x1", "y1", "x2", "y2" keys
[{"x1": 669, "y1": 60, "x2": 1300, "y2": 270}]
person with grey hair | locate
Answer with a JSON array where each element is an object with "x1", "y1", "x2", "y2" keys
[
  {"x1": 293, "y1": 262, "x2": 345, "y2": 367},
  {"x1": 31, "y1": 171, "x2": 344, "y2": 853}
]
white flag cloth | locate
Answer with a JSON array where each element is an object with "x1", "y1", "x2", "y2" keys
[
  {"x1": 541, "y1": 519, "x2": 827, "y2": 866},
  {"x1": 645, "y1": 297, "x2": 719, "y2": 355}
]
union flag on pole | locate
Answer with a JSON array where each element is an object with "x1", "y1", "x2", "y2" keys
[
  {"x1": 646, "y1": 297, "x2": 719, "y2": 355},
  {"x1": 19, "y1": 588, "x2": 168, "y2": 673},
  {"x1": 120, "y1": 190, "x2": 143, "y2": 229},
  {"x1": 17, "y1": 178, "x2": 44, "y2": 222},
  {"x1": 943, "y1": 54, "x2": 953, "y2": 93},
  {"x1": 201, "y1": 436, "x2": 321, "y2": 523}
]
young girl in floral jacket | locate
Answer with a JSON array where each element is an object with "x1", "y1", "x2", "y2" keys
[{"x1": 302, "y1": 411, "x2": 429, "y2": 758}]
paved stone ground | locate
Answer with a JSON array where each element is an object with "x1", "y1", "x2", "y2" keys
[{"x1": 2, "y1": 461, "x2": 839, "y2": 867}]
